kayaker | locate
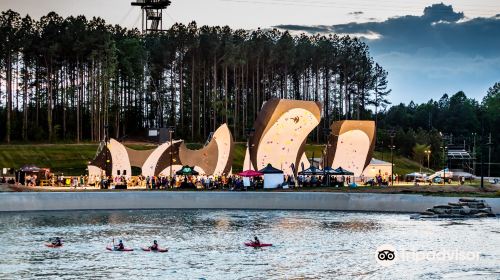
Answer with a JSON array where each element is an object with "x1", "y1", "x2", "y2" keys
[
  {"x1": 150, "y1": 240, "x2": 159, "y2": 251},
  {"x1": 253, "y1": 236, "x2": 260, "y2": 246},
  {"x1": 51, "y1": 237, "x2": 62, "y2": 246},
  {"x1": 116, "y1": 240, "x2": 125, "y2": 250}
]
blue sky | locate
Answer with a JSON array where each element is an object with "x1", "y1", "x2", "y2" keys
[
  {"x1": 2, "y1": 0, "x2": 499, "y2": 105},
  {"x1": 276, "y1": 3, "x2": 500, "y2": 105}
]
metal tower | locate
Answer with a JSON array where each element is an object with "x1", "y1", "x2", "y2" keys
[{"x1": 131, "y1": 0, "x2": 171, "y2": 33}]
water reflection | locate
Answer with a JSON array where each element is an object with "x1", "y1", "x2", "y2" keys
[
  {"x1": 321, "y1": 220, "x2": 380, "y2": 232},
  {"x1": 0, "y1": 210, "x2": 498, "y2": 279}
]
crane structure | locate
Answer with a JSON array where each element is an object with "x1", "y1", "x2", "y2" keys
[{"x1": 131, "y1": 0, "x2": 171, "y2": 33}]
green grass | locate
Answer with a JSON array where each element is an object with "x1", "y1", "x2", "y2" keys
[
  {"x1": 0, "y1": 142, "x2": 434, "y2": 176},
  {"x1": 373, "y1": 151, "x2": 434, "y2": 176},
  {"x1": 0, "y1": 144, "x2": 98, "y2": 175}
]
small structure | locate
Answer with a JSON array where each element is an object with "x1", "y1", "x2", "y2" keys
[
  {"x1": 131, "y1": 0, "x2": 171, "y2": 33},
  {"x1": 361, "y1": 158, "x2": 392, "y2": 179},
  {"x1": 259, "y1": 164, "x2": 284, "y2": 189}
]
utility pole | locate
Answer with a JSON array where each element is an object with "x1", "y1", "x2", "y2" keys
[
  {"x1": 168, "y1": 127, "x2": 175, "y2": 178},
  {"x1": 389, "y1": 130, "x2": 396, "y2": 186},
  {"x1": 104, "y1": 124, "x2": 110, "y2": 178},
  {"x1": 472, "y1": 132, "x2": 476, "y2": 175},
  {"x1": 487, "y1": 133, "x2": 492, "y2": 177},
  {"x1": 323, "y1": 128, "x2": 332, "y2": 186},
  {"x1": 245, "y1": 128, "x2": 255, "y2": 171}
]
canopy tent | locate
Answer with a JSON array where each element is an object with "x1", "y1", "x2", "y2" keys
[
  {"x1": 298, "y1": 166, "x2": 323, "y2": 175},
  {"x1": 259, "y1": 164, "x2": 284, "y2": 189},
  {"x1": 406, "y1": 172, "x2": 426, "y2": 177},
  {"x1": 323, "y1": 166, "x2": 340, "y2": 175},
  {"x1": 427, "y1": 169, "x2": 473, "y2": 181},
  {"x1": 259, "y1": 164, "x2": 284, "y2": 174},
  {"x1": 239, "y1": 170, "x2": 263, "y2": 177},
  {"x1": 19, "y1": 165, "x2": 41, "y2": 172},
  {"x1": 334, "y1": 167, "x2": 354, "y2": 175},
  {"x1": 175, "y1": 166, "x2": 199, "y2": 176}
]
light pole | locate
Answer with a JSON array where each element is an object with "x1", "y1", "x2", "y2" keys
[
  {"x1": 487, "y1": 133, "x2": 492, "y2": 177},
  {"x1": 168, "y1": 126, "x2": 175, "y2": 178},
  {"x1": 104, "y1": 124, "x2": 110, "y2": 179},
  {"x1": 323, "y1": 128, "x2": 332, "y2": 186},
  {"x1": 472, "y1": 132, "x2": 477, "y2": 175},
  {"x1": 245, "y1": 128, "x2": 255, "y2": 171},
  {"x1": 424, "y1": 149, "x2": 431, "y2": 169},
  {"x1": 441, "y1": 145, "x2": 448, "y2": 185},
  {"x1": 389, "y1": 129, "x2": 396, "y2": 186}
]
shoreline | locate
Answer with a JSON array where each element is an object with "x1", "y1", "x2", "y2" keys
[{"x1": 0, "y1": 191, "x2": 499, "y2": 214}]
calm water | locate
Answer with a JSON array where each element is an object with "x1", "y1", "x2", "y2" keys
[{"x1": 0, "y1": 210, "x2": 498, "y2": 279}]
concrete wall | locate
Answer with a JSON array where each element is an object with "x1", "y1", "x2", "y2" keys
[{"x1": 0, "y1": 192, "x2": 499, "y2": 214}]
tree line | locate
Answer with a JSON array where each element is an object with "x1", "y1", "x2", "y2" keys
[
  {"x1": 376, "y1": 83, "x2": 500, "y2": 175},
  {"x1": 0, "y1": 10, "x2": 390, "y2": 144}
]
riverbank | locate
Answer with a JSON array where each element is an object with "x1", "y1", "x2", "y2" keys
[
  {"x1": 0, "y1": 191, "x2": 499, "y2": 214},
  {"x1": 4, "y1": 182, "x2": 500, "y2": 198}
]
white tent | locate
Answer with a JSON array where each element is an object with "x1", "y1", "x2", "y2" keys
[
  {"x1": 361, "y1": 158, "x2": 392, "y2": 179},
  {"x1": 259, "y1": 164, "x2": 284, "y2": 189}
]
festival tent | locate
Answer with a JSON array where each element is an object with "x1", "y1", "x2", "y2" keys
[
  {"x1": 259, "y1": 164, "x2": 284, "y2": 189},
  {"x1": 298, "y1": 166, "x2": 323, "y2": 175},
  {"x1": 19, "y1": 165, "x2": 41, "y2": 172},
  {"x1": 334, "y1": 167, "x2": 354, "y2": 175},
  {"x1": 175, "y1": 166, "x2": 199, "y2": 176},
  {"x1": 323, "y1": 166, "x2": 340, "y2": 175}
]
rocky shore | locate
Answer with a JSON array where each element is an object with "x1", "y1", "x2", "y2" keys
[{"x1": 411, "y1": 198, "x2": 496, "y2": 219}]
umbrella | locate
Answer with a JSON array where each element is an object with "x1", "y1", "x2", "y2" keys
[
  {"x1": 239, "y1": 170, "x2": 264, "y2": 177},
  {"x1": 175, "y1": 166, "x2": 199, "y2": 176},
  {"x1": 298, "y1": 166, "x2": 323, "y2": 175},
  {"x1": 334, "y1": 167, "x2": 354, "y2": 175}
]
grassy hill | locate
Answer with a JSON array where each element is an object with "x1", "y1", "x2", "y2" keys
[{"x1": 0, "y1": 143, "x2": 433, "y2": 176}]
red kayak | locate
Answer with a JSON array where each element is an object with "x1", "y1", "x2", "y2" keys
[
  {"x1": 244, "y1": 242, "x2": 272, "y2": 248},
  {"x1": 141, "y1": 247, "x2": 168, "y2": 253},
  {"x1": 45, "y1": 243, "x2": 63, "y2": 248},
  {"x1": 106, "y1": 245, "x2": 134, "y2": 252}
]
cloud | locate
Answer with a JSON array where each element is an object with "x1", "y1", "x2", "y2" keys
[
  {"x1": 348, "y1": 11, "x2": 363, "y2": 16},
  {"x1": 274, "y1": 3, "x2": 500, "y2": 57},
  {"x1": 274, "y1": 3, "x2": 500, "y2": 103}
]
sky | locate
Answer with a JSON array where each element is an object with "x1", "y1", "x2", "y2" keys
[{"x1": 1, "y1": 0, "x2": 499, "y2": 105}]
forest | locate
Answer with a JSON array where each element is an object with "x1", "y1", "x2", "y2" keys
[
  {"x1": 1, "y1": 10, "x2": 499, "y2": 175},
  {"x1": 0, "y1": 10, "x2": 389, "y2": 144}
]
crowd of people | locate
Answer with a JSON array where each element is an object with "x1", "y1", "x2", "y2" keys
[
  {"x1": 83, "y1": 174, "x2": 260, "y2": 190},
  {"x1": 4, "y1": 171, "x2": 395, "y2": 190}
]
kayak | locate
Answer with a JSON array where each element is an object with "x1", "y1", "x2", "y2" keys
[
  {"x1": 141, "y1": 247, "x2": 168, "y2": 253},
  {"x1": 244, "y1": 242, "x2": 272, "y2": 248},
  {"x1": 106, "y1": 245, "x2": 134, "y2": 252},
  {"x1": 45, "y1": 243, "x2": 63, "y2": 248}
]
